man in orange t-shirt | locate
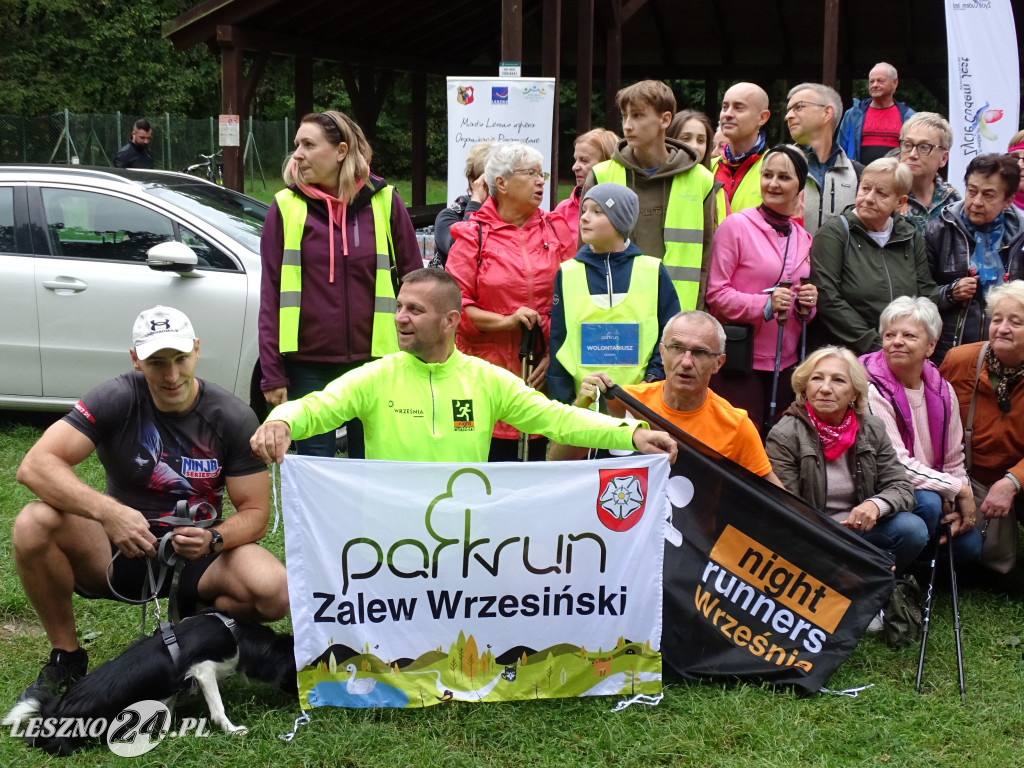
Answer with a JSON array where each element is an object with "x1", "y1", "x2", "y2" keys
[{"x1": 549, "y1": 311, "x2": 782, "y2": 485}]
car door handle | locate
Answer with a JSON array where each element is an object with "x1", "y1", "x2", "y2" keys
[{"x1": 42, "y1": 277, "x2": 88, "y2": 292}]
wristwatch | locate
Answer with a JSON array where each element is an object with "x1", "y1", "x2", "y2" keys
[{"x1": 208, "y1": 528, "x2": 224, "y2": 555}]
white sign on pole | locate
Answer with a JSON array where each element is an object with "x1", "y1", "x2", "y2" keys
[
  {"x1": 945, "y1": 0, "x2": 1020, "y2": 191},
  {"x1": 446, "y1": 77, "x2": 556, "y2": 209},
  {"x1": 218, "y1": 114, "x2": 240, "y2": 148}
]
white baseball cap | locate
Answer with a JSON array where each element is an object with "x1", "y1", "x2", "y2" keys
[{"x1": 132, "y1": 306, "x2": 196, "y2": 360}]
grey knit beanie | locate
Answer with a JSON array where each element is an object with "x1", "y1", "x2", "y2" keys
[{"x1": 582, "y1": 183, "x2": 639, "y2": 239}]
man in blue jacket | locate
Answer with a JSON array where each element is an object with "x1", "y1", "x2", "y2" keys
[{"x1": 837, "y1": 63, "x2": 915, "y2": 164}]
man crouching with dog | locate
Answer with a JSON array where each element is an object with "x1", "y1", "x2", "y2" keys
[{"x1": 10, "y1": 306, "x2": 289, "y2": 704}]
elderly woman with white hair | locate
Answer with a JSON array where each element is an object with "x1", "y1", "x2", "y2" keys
[
  {"x1": 766, "y1": 346, "x2": 927, "y2": 573},
  {"x1": 446, "y1": 142, "x2": 575, "y2": 460},
  {"x1": 809, "y1": 157, "x2": 939, "y2": 355},
  {"x1": 861, "y1": 296, "x2": 982, "y2": 563}
]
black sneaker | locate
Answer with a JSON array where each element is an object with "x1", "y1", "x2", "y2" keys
[{"x1": 17, "y1": 647, "x2": 88, "y2": 702}]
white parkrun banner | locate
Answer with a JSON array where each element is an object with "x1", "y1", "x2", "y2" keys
[
  {"x1": 282, "y1": 454, "x2": 667, "y2": 709},
  {"x1": 445, "y1": 77, "x2": 556, "y2": 209},
  {"x1": 945, "y1": 0, "x2": 1020, "y2": 190}
]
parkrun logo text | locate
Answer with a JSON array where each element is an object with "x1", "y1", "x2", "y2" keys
[{"x1": 337, "y1": 468, "x2": 608, "y2": 594}]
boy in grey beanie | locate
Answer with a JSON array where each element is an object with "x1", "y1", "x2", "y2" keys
[
  {"x1": 581, "y1": 183, "x2": 640, "y2": 243},
  {"x1": 547, "y1": 180, "x2": 680, "y2": 406}
]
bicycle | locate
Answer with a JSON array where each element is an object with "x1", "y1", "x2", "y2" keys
[{"x1": 181, "y1": 150, "x2": 223, "y2": 184}]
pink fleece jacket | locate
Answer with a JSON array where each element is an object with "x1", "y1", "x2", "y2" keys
[
  {"x1": 553, "y1": 186, "x2": 582, "y2": 240},
  {"x1": 705, "y1": 206, "x2": 814, "y2": 371}
]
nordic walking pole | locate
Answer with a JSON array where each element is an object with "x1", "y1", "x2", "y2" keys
[
  {"x1": 766, "y1": 280, "x2": 792, "y2": 435},
  {"x1": 945, "y1": 520, "x2": 967, "y2": 702},
  {"x1": 795, "y1": 277, "x2": 810, "y2": 362},
  {"x1": 953, "y1": 268, "x2": 975, "y2": 349},
  {"x1": 915, "y1": 525, "x2": 943, "y2": 694},
  {"x1": 517, "y1": 323, "x2": 537, "y2": 461}
]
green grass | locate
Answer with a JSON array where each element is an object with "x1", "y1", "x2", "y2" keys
[{"x1": 3, "y1": 412, "x2": 1024, "y2": 767}]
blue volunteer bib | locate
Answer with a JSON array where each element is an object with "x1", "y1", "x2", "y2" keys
[{"x1": 580, "y1": 323, "x2": 641, "y2": 366}]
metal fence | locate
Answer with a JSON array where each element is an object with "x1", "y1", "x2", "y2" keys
[{"x1": 0, "y1": 111, "x2": 293, "y2": 186}]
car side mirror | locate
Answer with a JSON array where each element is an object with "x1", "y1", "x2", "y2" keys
[{"x1": 147, "y1": 240, "x2": 198, "y2": 273}]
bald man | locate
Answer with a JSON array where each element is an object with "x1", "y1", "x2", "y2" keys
[{"x1": 710, "y1": 82, "x2": 772, "y2": 217}]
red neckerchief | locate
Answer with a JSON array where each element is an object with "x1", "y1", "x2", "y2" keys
[{"x1": 804, "y1": 403, "x2": 858, "y2": 461}]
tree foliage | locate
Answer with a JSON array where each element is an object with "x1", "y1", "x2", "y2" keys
[{"x1": 0, "y1": 0, "x2": 220, "y2": 116}]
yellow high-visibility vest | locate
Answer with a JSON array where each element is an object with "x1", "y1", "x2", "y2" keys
[
  {"x1": 274, "y1": 187, "x2": 398, "y2": 358},
  {"x1": 710, "y1": 154, "x2": 764, "y2": 221},
  {"x1": 554, "y1": 256, "x2": 662, "y2": 394}
]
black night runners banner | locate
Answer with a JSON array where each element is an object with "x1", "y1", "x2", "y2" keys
[{"x1": 609, "y1": 387, "x2": 894, "y2": 693}]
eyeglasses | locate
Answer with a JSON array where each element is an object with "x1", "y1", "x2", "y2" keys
[
  {"x1": 786, "y1": 101, "x2": 826, "y2": 114},
  {"x1": 511, "y1": 168, "x2": 550, "y2": 181},
  {"x1": 898, "y1": 140, "x2": 946, "y2": 157},
  {"x1": 663, "y1": 343, "x2": 721, "y2": 361},
  {"x1": 1010, "y1": 151, "x2": 1024, "y2": 163}
]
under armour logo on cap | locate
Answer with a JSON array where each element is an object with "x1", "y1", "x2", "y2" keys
[{"x1": 132, "y1": 306, "x2": 196, "y2": 360}]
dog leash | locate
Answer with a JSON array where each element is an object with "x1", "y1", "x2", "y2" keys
[
  {"x1": 271, "y1": 462, "x2": 281, "y2": 534},
  {"x1": 609, "y1": 692, "x2": 664, "y2": 712},
  {"x1": 278, "y1": 711, "x2": 311, "y2": 742},
  {"x1": 105, "y1": 500, "x2": 221, "y2": 633}
]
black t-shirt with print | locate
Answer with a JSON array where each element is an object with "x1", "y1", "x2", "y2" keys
[{"x1": 63, "y1": 372, "x2": 264, "y2": 522}]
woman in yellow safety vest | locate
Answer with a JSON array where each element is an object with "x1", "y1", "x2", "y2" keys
[{"x1": 258, "y1": 110, "x2": 422, "y2": 457}]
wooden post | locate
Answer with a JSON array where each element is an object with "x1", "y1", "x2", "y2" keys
[
  {"x1": 220, "y1": 37, "x2": 243, "y2": 192},
  {"x1": 501, "y1": 0, "x2": 522, "y2": 62},
  {"x1": 295, "y1": 56, "x2": 313, "y2": 126},
  {"x1": 411, "y1": 71, "x2": 427, "y2": 206},
  {"x1": 357, "y1": 66, "x2": 376, "y2": 142},
  {"x1": 604, "y1": 0, "x2": 622, "y2": 131},
  {"x1": 577, "y1": 0, "x2": 594, "y2": 138},
  {"x1": 703, "y1": 78, "x2": 719, "y2": 127},
  {"x1": 542, "y1": 0, "x2": 561, "y2": 206},
  {"x1": 822, "y1": 0, "x2": 840, "y2": 87}
]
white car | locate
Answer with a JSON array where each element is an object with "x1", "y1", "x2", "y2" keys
[{"x1": 0, "y1": 166, "x2": 268, "y2": 414}]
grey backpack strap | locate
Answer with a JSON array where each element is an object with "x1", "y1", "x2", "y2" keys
[
  {"x1": 839, "y1": 214, "x2": 851, "y2": 261},
  {"x1": 964, "y1": 341, "x2": 989, "y2": 473}
]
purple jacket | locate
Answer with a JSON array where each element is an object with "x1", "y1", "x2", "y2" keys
[
  {"x1": 258, "y1": 175, "x2": 422, "y2": 391},
  {"x1": 859, "y1": 349, "x2": 950, "y2": 471}
]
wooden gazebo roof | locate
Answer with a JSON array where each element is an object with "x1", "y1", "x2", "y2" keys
[{"x1": 164, "y1": 0, "x2": 1017, "y2": 199}]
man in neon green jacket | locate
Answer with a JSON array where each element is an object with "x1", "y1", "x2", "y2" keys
[{"x1": 250, "y1": 268, "x2": 678, "y2": 465}]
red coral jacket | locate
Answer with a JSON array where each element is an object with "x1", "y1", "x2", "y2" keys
[{"x1": 446, "y1": 197, "x2": 575, "y2": 439}]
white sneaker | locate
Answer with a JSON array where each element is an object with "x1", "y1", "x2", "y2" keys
[{"x1": 866, "y1": 611, "x2": 885, "y2": 633}]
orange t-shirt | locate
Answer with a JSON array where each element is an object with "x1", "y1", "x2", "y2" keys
[{"x1": 623, "y1": 381, "x2": 773, "y2": 476}]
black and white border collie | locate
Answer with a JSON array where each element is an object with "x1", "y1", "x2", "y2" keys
[{"x1": 3, "y1": 611, "x2": 296, "y2": 755}]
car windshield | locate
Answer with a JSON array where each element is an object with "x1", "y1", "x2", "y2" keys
[{"x1": 145, "y1": 181, "x2": 267, "y2": 252}]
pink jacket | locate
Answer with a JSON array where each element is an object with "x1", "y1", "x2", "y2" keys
[
  {"x1": 553, "y1": 186, "x2": 582, "y2": 240},
  {"x1": 706, "y1": 207, "x2": 813, "y2": 371},
  {"x1": 447, "y1": 197, "x2": 575, "y2": 439}
]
